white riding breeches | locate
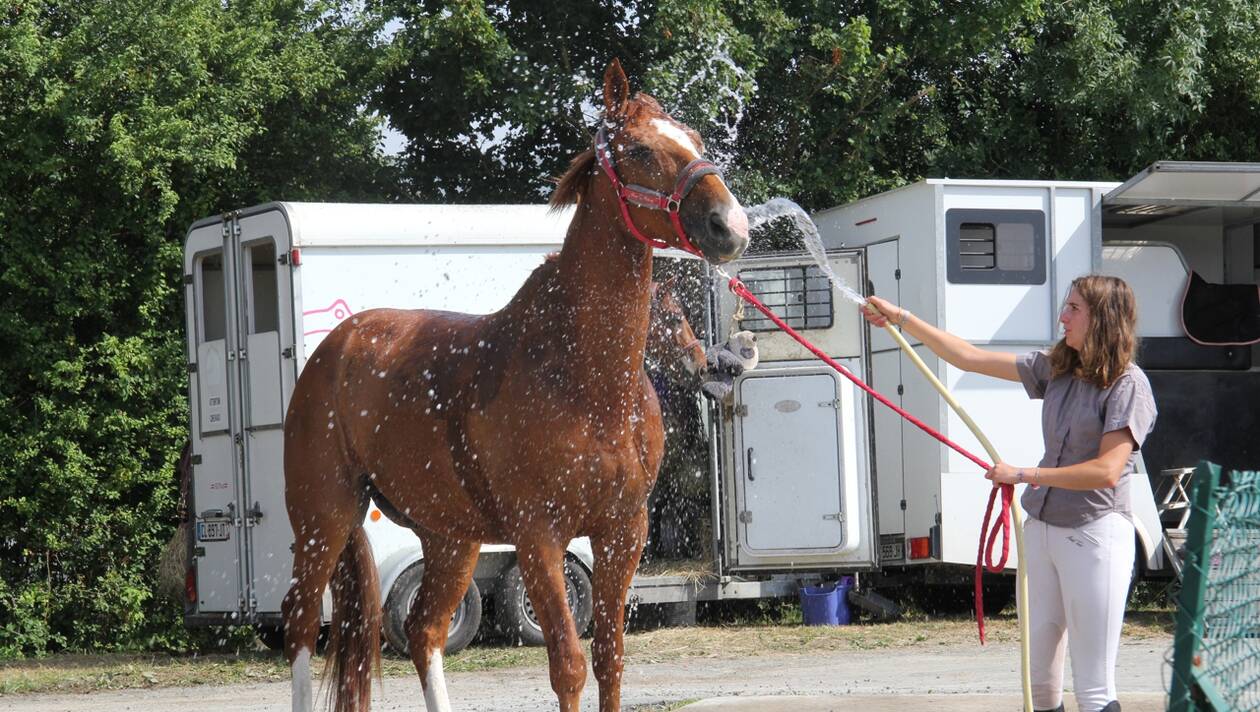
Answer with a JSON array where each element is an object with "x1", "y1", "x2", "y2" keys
[{"x1": 1025, "y1": 512, "x2": 1135, "y2": 712}]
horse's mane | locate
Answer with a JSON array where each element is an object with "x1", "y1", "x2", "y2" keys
[
  {"x1": 549, "y1": 93, "x2": 671, "y2": 213},
  {"x1": 549, "y1": 147, "x2": 596, "y2": 212}
]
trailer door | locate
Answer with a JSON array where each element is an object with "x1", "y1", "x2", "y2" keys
[
  {"x1": 184, "y1": 220, "x2": 246, "y2": 615},
  {"x1": 736, "y1": 369, "x2": 855, "y2": 547},
  {"x1": 234, "y1": 209, "x2": 297, "y2": 617},
  {"x1": 714, "y1": 250, "x2": 878, "y2": 571}
]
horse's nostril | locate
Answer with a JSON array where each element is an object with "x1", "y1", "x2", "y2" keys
[{"x1": 708, "y1": 210, "x2": 730, "y2": 239}]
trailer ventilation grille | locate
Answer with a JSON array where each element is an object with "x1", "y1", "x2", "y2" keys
[
  {"x1": 737, "y1": 265, "x2": 834, "y2": 332},
  {"x1": 958, "y1": 223, "x2": 997, "y2": 270}
]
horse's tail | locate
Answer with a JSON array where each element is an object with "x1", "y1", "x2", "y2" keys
[{"x1": 323, "y1": 525, "x2": 381, "y2": 712}]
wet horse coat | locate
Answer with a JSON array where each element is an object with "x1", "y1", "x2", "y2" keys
[{"x1": 281, "y1": 59, "x2": 748, "y2": 712}]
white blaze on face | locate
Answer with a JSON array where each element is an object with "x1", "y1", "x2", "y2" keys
[
  {"x1": 649, "y1": 118, "x2": 700, "y2": 160},
  {"x1": 422, "y1": 648, "x2": 452, "y2": 712},
  {"x1": 291, "y1": 647, "x2": 312, "y2": 712}
]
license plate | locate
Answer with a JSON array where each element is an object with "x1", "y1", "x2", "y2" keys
[
  {"x1": 879, "y1": 539, "x2": 905, "y2": 562},
  {"x1": 197, "y1": 519, "x2": 231, "y2": 542}
]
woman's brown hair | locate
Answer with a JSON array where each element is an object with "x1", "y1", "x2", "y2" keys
[{"x1": 1049, "y1": 275, "x2": 1138, "y2": 388}]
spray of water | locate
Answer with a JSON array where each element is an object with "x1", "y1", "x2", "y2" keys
[
  {"x1": 661, "y1": 35, "x2": 756, "y2": 170},
  {"x1": 743, "y1": 198, "x2": 867, "y2": 306}
]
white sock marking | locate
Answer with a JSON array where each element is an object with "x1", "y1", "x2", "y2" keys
[
  {"x1": 650, "y1": 119, "x2": 700, "y2": 159},
  {"x1": 423, "y1": 648, "x2": 452, "y2": 712},
  {"x1": 291, "y1": 647, "x2": 312, "y2": 712}
]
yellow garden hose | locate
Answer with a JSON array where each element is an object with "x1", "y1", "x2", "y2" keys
[{"x1": 869, "y1": 306, "x2": 1033, "y2": 712}]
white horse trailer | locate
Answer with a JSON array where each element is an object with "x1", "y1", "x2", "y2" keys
[
  {"x1": 712, "y1": 161, "x2": 1258, "y2": 602},
  {"x1": 182, "y1": 203, "x2": 612, "y2": 651}
]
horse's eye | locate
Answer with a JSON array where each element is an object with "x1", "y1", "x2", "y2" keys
[{"x1": 624, "y1": 144, "x2": 653, "y2": 162}]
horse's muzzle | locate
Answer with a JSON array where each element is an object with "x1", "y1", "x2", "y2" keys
[{"x1": 690, "y1": 201, "x2": 750, "y2": 264}]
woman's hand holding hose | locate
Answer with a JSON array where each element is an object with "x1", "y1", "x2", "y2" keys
[{"x1": 861, "y1": 295, "x2": 908, "y2": 328}]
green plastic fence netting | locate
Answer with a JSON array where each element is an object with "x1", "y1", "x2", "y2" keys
[{"x1": 1169, "y1": 461, "x2": 1260, "y2": 711}]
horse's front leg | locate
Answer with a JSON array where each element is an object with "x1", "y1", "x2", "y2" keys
[
  {"x1": 590, "y1": 509, "x2": 649, "y2": 712},
  {"x1": 514, "y1": 539, "x2": 588, "y2": 712}
]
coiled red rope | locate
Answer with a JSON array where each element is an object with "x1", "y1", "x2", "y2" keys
[{"x1": 726, "y1": 277, "x2": 1013, "y2": 642}]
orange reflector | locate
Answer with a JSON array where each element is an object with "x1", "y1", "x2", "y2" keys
[
  {"x1": 909, "y1": 536, "x2": 932, "y2": 560},
  {"x1": 185, "y1": 566, "x2": 197, "y2": 604},
  {"x1": 370, "y1": 509, "x2": 381, "y2": 522}
]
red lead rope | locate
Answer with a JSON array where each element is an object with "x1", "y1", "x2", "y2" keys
[{"x1": 726, "y1": 277, "x2": 1014, "y2": 643}]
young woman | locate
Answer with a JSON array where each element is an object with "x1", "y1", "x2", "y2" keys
[{"x1": 863, "y1": 275, "x2": 1157, "y2": 712}]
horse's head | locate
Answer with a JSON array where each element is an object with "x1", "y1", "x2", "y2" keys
[
  {"x1": 591, "y1": 59, "x2": 750, "y2": 264},
  {"x1": 646, "y1": 277, "x2": 708, "y2": 385}
]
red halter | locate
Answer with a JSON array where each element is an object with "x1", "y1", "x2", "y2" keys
[{"x1": 595, "y1": 124, "x2": 721, "y2": 257}]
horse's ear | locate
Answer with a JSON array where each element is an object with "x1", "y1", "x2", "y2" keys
[{"x1": 603, "y1": 59, "x2": 629, "y2": 119}]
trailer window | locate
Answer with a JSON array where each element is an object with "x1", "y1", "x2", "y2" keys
[
  {"x1": 737, "y1": 265, "x2": 834, "y2": 331},
  {"x1": 244, "y1": 241, "x2": 278, "y2": 334},
  {"x1": 946, "y1": 209, "x2": 1045, "y2": 285},
  {"x1": 198, "y1": 252, "x2": 226, "y2": 343}
]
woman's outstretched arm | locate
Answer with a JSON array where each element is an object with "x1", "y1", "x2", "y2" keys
[{"x1": 863, "y1": 295, "x2": 1020, "y2": 382}]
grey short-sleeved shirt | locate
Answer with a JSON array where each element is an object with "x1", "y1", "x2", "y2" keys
[{"x1": 1016, "y1": 351, "x2": 1158, "y2": 528}]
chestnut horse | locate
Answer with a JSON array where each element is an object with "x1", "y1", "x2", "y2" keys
[
  {"x1": 281, "y1": 59, "x2": 748, "y2": 712},
  {"x1": 646, "y1": 277, "x2": 707, "y2": 387}
]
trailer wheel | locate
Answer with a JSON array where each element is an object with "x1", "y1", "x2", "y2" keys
[
  {"x1": 256, "y1": 623, "x2": 329, "y2": 653},
  {"x1": 914, "y1": 581, "x2": 1015, "y2": 616},
  {"x1": 383, "y1": 561, "x2": 482, "y2": 656},
  {"x1": 256, "y1": 624, "x2": 285, "y2": 652},
  {"x1": 495, "y1": 557, "x2": 593, "y2": 646}
]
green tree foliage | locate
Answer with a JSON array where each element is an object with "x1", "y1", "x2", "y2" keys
[
  {"x1": 379, "y1": 0, "x2": 1260, "y2": 211},
  {"x1": 0, "y1": 0, "x2": 393, "y2": 656}
]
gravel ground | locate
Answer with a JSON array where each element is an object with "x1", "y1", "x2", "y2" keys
[{"x1": 5, "y1": 638, "x2": 1173, "y2": 711}]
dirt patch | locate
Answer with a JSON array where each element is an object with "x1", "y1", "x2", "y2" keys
[{"x1": 0, "y1": 610, "x2": 1173, "y2": 697}]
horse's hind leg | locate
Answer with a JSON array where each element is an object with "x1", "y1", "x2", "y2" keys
[
  {"x1": 513, "y1": 540, "x2": 587, "y2": 712},
  {"x1": 591, "y1": 510, "x2": 649, "y2": 712},
  {"x1": 406, "y1": 534, "x2": 480, "y2": 712},
  {"x1": 281, "y1": 463, "x2": 362, "y2": 712}
]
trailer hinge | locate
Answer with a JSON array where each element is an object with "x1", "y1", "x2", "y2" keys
[
  {"x1": 191, "y1": 454, "x2": 202, "y2": 465},
  {"x1": 247, "y1": 501, "x2": 263, "y2": 526},
  {"x1": 277, "y1": 252, "x2": 289, "y2": 265},
  {"x1": 818, "y1": 399, "x2": 842, "y2": 409},
  {"x1": 183, "y1": 274, "x2": 194, "y2": 285},
  {"x1": 900, "y1": 499, "x2": 907, "y2": 511},
  {"x1": 894, "y1": 268, "x2": 901, "y2": 280},
  {"x1": 896, "y1": 384, "x2": 904, "y2": 396},
  {"x1": 734, "y1": 404, "x2": 748, "y2": 417},
  {"x1": 187, "y1": 362, "x2": 198, "y2": 373},
  {"x1": 234, "y1": 433, "x2": 243, "y2": 445},
  {"x1": 823, "y1": 512, "x2": 845, "y2": 523},
  {"x1": 282, "y1": 346, "x2": 294, "y2": 359},
  {"x1": 737, "y1": 510, "x2": 753, "y2": 523}
]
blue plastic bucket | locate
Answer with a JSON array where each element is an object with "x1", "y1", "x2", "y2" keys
[
  {"x1": 835, "y1": 576, "x2": 854, "y2": 625},
  {"x1": 800, "y1": 578, "x2": 855, "y2": 626}
]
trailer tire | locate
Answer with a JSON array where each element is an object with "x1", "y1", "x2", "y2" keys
[
  {"x1": 383, "y1": 561, "x2": 482, "y2": 656},
  {"x1": 495, "y1": 558, "x2": 593, "y2": 646},
  {"x1": 257, "y1": 624, "x2": 285, "y2": 652},
  {"x1": 914, "y1": 581, "x2": 1015, "y2": 616}
]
